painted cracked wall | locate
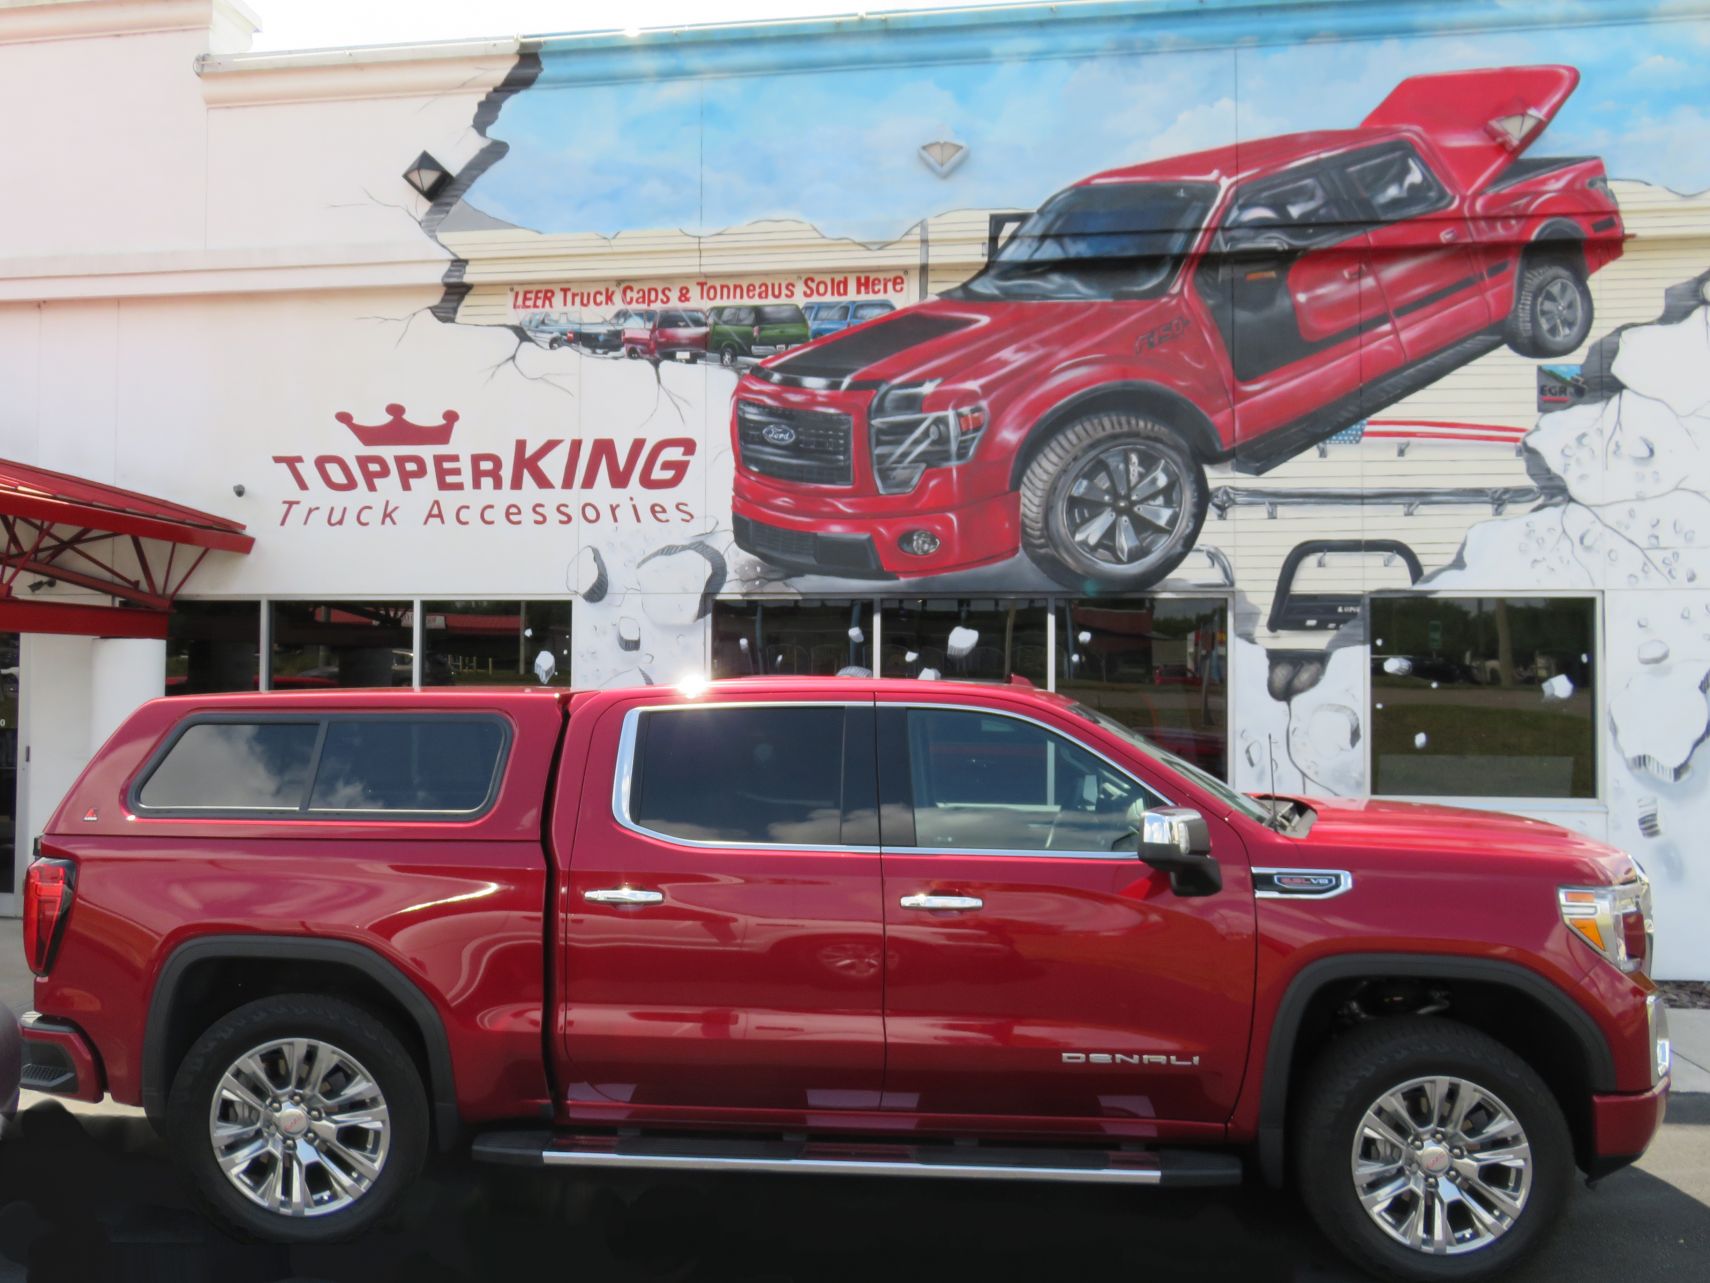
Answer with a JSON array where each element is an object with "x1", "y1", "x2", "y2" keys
[{"x1": 241, "y1": 2, "x2": 1710, "y2": 969}]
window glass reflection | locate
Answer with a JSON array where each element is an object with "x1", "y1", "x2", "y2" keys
[
  {"x1": 1055, "y1": 598, "x2": 1228, "y2": 779},
  {"x1": 711, "y1": 599, "x2": 873, "y2": 676},
  {"x1": 270, "y1": 602, "x2": 412, "y2": 689},
  {"x1": 421, "y1": 601, "x2": 571, "y2": 685},
  {"x1": 880, "y1": 599, "x2": 1048, "y2": 683}
]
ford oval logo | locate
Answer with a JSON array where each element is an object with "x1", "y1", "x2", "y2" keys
[{"x1": 761, "y1": 423, "x2": 797, "y2": 447}]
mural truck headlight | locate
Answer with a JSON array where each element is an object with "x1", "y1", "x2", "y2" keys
[{"x1": 869, "y1": 383, "x2": 987, "y2": 494}]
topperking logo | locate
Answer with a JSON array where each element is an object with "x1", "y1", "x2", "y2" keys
[{"x1": 269, "y1": 404, "x2": 699, "y2": 530}]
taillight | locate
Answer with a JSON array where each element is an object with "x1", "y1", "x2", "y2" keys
[{"x1": 23, "y1": 856, "x2": 76, "y2": 977}]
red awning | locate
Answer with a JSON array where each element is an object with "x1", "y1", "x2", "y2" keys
[{"x1": 0, "y1": 458, "x2": 253, "y2": 635}]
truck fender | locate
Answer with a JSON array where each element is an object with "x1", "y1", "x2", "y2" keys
[
  {"x1": 1254, "y1": 953, "x2": 1616, "y2": 1187},
  {"x1": 1007, "y1": 379, "x2": 1227, "y2": 490},
  {"x1": 141, "y1": 934, "x2": 462, "y2": 1149}
]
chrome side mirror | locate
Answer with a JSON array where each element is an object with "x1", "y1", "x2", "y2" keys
[{"x1": 1130, "y1": 804, "x2": 1221, "y2": 897}]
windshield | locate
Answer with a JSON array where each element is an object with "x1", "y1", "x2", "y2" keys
[
  {"x1": 1069, "y1": 700, "x2": 1272, "y2": 823},
  {"x1": 948, "y1": 181, "x2": 1215, "y2": 302}
]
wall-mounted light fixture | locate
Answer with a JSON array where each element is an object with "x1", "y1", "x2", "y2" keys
[
  {"x1": 403, "y1": 151, "x2": 451, "y2": 200},
  {"x1": 919, "y1": 137, "x2": 968, "y2": 178}
]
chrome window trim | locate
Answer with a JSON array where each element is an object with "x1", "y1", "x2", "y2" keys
[
  {"x1": 612, "y1": 700, "x2": 882, "y2": 853},
  {"x1": 1251, "y1": 867, "x2": 1355, "y2": 900},
  {"x1": 610, "y1": 696, "x2": 1179, "y2": 860}
]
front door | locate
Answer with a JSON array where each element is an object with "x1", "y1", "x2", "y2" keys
[
  {"x1": 875, "y1": 699, "x2": 1255, "y2": 1124},
  {"x1": 560, "y1": 695, "x2": 885, "y2": 1115},
  {"x1": 1195, "y1": 161, "x2": 1403, "y2": 444}
]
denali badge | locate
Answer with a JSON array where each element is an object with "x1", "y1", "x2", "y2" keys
[
  {"x1": 761, "y1": 423, "x2": 798, "y2": 447},
  {"x1": 1062, "y1": 1052, "x2": 1201, "y2": 1067},
  {"x1": 1252, "y1": 868, "x2": 1354, "y2": 899}
]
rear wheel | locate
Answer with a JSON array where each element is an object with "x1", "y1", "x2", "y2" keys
[
  {"x1": 719, "y1": 345, "x2": 740, "y2": 369},
  {"x1": 1294, "y1": 1018, "x2": 1571, "y2": 1282},
  {"x1": 1019, "y1": 411, "x2": 1208, "y2": 590},
  {"x1": 167, "y1": 994, "x2": 428, "y2": 1242},
  {"x1": 1505, "y1": 258, "x2": 1593, "y2": 357}
]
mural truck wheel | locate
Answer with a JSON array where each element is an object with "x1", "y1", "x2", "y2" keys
[
  {"x1": 1019, "y1": 412, "x2": 1208, "y2": 591},
  {"x1": 720, "y1": 346, "x2": 739, "y2": 369},
  {"x1": 1505, "y1": 260, "x2": 1593, "y2": 358}
]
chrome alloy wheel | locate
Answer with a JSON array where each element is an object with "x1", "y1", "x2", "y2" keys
[
  {"x1": 1350, "y1": 1075, "x2": 1534, "y2": 1256},
  {"x1": 207, "y1": 1037, "x2": 392, "y2": 1218},
  {"x1": 1537, "y1": 277, "x2": 1584, "y2": 346},
  {"x1": 1060, "y1": 443, "x2": 1184, "y2": 568}
]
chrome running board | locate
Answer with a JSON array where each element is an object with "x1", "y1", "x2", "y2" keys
[{"x1": 472, "y1": 1131, "x2": 1242, "y2": 1187}]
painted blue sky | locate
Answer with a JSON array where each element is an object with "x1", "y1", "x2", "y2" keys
[{"x1": 466, "y1": 0, "x2": 1710, "y2": 243}]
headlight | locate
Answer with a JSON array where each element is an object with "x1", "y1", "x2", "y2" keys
[
  {"x1": 869, "y1": 380, "x2": 987, "y2": 494},
  {"x1": 1559, "y1": 874, "x2": 1653, "y2": 975}
]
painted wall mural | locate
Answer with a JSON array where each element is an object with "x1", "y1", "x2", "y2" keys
[{"x1": 276, "y1": 0, "x2": 1710, "y2": 970}]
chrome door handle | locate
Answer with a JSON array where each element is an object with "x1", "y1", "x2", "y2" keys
[
  {"x1": 900, "y1": 893, "x2": 984, "y2": 912},
  {"x1": 584, "y1": 887, "x2": 664, "y2": 905},
  {"x1": 1439, "y1": 228, "x2": 1459, "y2": 243}
]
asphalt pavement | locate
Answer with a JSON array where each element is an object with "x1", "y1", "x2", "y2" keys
[{"x1": 1, "y1": 921, "x2": 1707, "y2": 1282}]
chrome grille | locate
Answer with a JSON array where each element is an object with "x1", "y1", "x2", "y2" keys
[{"x1": 736, "y1": 401, "x2": 853, "y2": 486}]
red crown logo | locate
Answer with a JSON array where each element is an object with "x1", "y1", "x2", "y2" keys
[{"x1": 335, "y1": 403, "x2": 460, "y2": 448}]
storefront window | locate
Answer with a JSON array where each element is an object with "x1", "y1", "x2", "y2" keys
[
  {"x1": 711, "y1": 599, "x2": 873, "y2": 676},
  {"x1": 421, "y1": 601, "x2": 572, "y2": 685},
  {"x1": 879, "y1": 599, "x2": 1048, "y2": 684},
  {"x1": 1369, "y1": 596, "x2": 1596, "y2": 798},
  {"x1": 167, "y1": 601, "x2": 261, "y2": 693},
  {"x1": 1055, "y1": 598, "x2": 1229, "y2": 780},
  {"x1": 269, "y1": 601, "x2": 412, "y2": 689}
]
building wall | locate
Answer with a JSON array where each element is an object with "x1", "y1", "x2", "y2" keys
[{"x1": 6, "y1": 0, "x2": 1710, "y2": 972}]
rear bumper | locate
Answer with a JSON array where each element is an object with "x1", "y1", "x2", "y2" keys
[
  {"x1": 1586, "y1": 1077, "x2": 1669, "y2": 1179},
  {"x1": 19, "y1": 1012, "x2": 104, "y2": 1103}
]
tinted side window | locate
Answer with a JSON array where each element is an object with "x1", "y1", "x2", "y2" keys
[
  {"x1": 629, "y1": 706, "x2": 845, "y2": 844},
  {"x1": 724, "y1": 306, "x2": 755, "y2": 325},
  {"x1": 309, "y1": 718, "x2": 506, "y2": 813},
  {"x1": 902, "y1": 708, "x2": 1160, "y2": 853},
  {"x1": 139, "y1": 721, "x2": 320, "y2": 810},
  {"x1": 1223, "y1": 169, "x2": 1357, "y2": 250},
  {"x1": 1343, "y1": 146, "x2": 1448, "y2": 221}
]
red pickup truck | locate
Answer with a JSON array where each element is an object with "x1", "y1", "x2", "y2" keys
[
  {"x1": 19, "y1": 679, "x2": 1667, "y2": 1281},
  {"x1": 731, "y1": 65, "x2": 1624, "y2": 589}
]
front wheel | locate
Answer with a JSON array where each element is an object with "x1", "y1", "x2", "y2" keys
[
  {"x1": 1018, "y1": 411, "x2": 1208, "y2": 590},
  {"x1": 1294, "y1": 1017, "x2": 1572, "y2": 1282},
  {"x1": 1505, "y1": 259, "x2": 1593, "y2": 358},
  {"x1": 719, "y1": 345, "x2": 740, "y2": 369},
  {"x1": 167, "y1": 994, "x2": 429, "y2": 1242}
]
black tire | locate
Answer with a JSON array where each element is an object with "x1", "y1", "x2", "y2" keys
[
  {"x1": 624, "y1": 346, "x2": 640, "y2": 360},
  {"x1": 719, "y1": 345, "x2": 740, "y2": 369},
  {"x1": 1293, "y1": 1018, "x2": 1572, "y2": 1283},
  {"x1": 1505, "y1": 258, "x2": 1593, "y2": 358},
  {"x1": 167, "y1": 994, "x2": 429, "y2": 1243},
  {"x1": 1018, "y1": 411, "x2": 1208, "y2": 590}
]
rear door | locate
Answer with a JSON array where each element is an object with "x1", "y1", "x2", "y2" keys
[
  {"x1": 1195, "y1": 162, "x2": 1403, "y2": 445},
  {"x1": 1339, "y1": 142, "x2": 1492, "y2": 361},
  {"x1": 875, "y1": 698, "x2": 1255, "y2": 1123},
  {"x1": 559, "y1": 695, "x2": 885, "y2": 1115}
]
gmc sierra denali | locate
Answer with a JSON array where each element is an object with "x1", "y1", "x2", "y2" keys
[{"x1": 18, "y1": 678, "x2": 1668, "y2": 1281}]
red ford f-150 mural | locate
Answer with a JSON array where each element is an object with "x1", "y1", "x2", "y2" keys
[
  {"x1": 730, "y1": 66, "x2": 1624, "y2": 589},
  {"x1": 18, "y1": 679, "x2": 1668, "y2": 1281}
]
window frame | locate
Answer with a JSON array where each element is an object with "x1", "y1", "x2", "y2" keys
[
  {"x1": 1363, "y1": 590, "x2": 1605, "y2": 810},
  {"x1": 879, "y1": 701, "x2": 1173, "y2": 860},
  {"x1": 129, "y1": 710, "x2": 513, "y2": 821},
  {"x1": 612, "y1": 700, "x2": 877, "y2": 852}
]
